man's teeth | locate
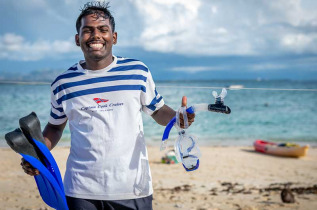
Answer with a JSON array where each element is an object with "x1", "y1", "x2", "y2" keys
[{"x1": 89, "y1": 43, "x2": 103, "y2": 49}]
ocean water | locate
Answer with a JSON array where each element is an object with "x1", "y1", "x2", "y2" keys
[{"x1": 0, "y1": 80, "x2": 316, "y2": 147}]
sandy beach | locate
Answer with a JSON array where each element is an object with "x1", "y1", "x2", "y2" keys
[{"x1": 0, "y1": 146, "x2": 316, "y2": 210}]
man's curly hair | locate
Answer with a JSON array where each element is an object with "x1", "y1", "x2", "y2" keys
[{"x1": 76, "y1": 1, "x2": 115, "y2": 33}]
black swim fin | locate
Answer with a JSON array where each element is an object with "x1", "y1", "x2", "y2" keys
[
  {"x1": 19, "y1": 112, "x2": 46, "y2": 145},
  {"x1": 5, "y1": 128, "x2": 40, "y2": 160}
]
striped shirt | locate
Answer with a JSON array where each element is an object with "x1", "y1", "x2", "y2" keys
[{"x1": 49, "y1": 56, "x2": 164, "y2": 200}]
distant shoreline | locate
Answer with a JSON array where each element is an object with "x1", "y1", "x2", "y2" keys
[
  {"x1": 0, "y1": 80, "x2": 50, "y2": 85},
  {"x1": 1, "y1": 79, "x2": 317, "y2": 85}
]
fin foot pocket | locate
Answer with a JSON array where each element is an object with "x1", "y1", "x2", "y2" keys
[
  {"x1": 19, "y1": 112, "x2": 48, "y2": 164},
  {"x1": 5, "y1": 128, "x2": 40, "y2": 159},
  {"x1": 19, "y1": 112, "x2": 46, "y2": 145}
]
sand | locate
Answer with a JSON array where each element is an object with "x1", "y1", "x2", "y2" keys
[{"x1": 0, "y1": 146, "x2": 316, "y2": 210}]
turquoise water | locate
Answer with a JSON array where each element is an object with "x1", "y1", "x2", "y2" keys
[{"x1": 1, "y1": 80, "x2": 316, "y2": 147}]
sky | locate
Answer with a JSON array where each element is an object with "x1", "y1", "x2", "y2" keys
[{"x1": 0, "y1": 0, "x2": 317, "y2": 81}]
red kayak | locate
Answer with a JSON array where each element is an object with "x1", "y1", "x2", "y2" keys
[{"x1": 254, "y1": 140, "x2": 309, "y2": 157}]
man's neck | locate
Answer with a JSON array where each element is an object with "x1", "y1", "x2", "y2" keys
[{"x1": 84, "y1": 55, "x2": 114, "y2": 70}]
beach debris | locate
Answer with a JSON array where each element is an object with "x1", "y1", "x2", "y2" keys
[
  {"x1": 262, "y1": 183, "x2": 317, "y2": 194},
  {"x1": 220, "y1": 182, "x2": 244, "y2": 194},
  {"x1": 156, "y1": 184, "x2": 192, "y2": 194},
  {"x1": 207, "y1": 182, "x2": 317, "y2": 197},
  {"x1": 173, "y1": 184, "x2": 191, "y2": 192},
  {"x1": 210, "y1": 187, "x2": 218, "y2": 196},
  {"x1": 281, "y1": 184, "x2": 295, "y2": 203},
  {"x1": 174, "y1": 186, "x2": 181, "y2": 192}
]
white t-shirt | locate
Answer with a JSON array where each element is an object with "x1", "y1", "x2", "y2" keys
[{"x1": 49, "y1": 56, "x2": 164, "y2": 200}]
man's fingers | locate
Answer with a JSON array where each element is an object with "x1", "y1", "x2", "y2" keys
[
  {"x1": 22, "y1": 166, "x2": 39, "y2": 176},
  {"x1": 179, "y1": 113, "x2": 195, "y2": 120},
  {"x1": 22, "y1": 164, "x2": 35, "y2": 171},
  {"x1": 21, "y1": 159, "x2": 34, "y2": 169},
  {"x1": 180, "y1": 96, "x2": 195, "y2": 128},
  {"x1": 21, "y1": 160, "x2": 32, "y2": 167},
  {"x1": 23, "y1": 168, "x2": 39, "y2": 176},
  {"x1": 21, "y1": 158, "x2": 39, "y2": 176},
  {"x1": 179, "y1": 113, "x2": 195, "y2": 128},
  {"x1": 187, "y1": 113, "x2": 195, "y2": 118},
  {"x1": 181, "y1": 96, "x2": 187, "y2": 107}
]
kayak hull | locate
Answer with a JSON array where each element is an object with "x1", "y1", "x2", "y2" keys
[{"x1": 254, "y1": 140, "x2": 309, "y2": 157}]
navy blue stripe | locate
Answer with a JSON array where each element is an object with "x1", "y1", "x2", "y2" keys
[
  {"x1": 51, "y1": 103, "x2": 64, "y2": 112},
  {"x1": 56, "y1": 85, "x2": 146, "y2": 105},
  {"x1": 68, "y1": 66, "x2": 78, "y2": 71},
  {"x1": 146, "y1": 96, "x2": 163, "y2": 111},
  {"x1": 108, "y1": 65, "x2": 148, "y2": 72},
  {"x1": 117, "y1": 58, "x2": 140, "y2": 64},
  {"x1": 53, "y1": 75, "x2": 146, "y2": 95},
  {"x1": 51, "y1": 72, "x2": 85, "y2": 86},
  {"x1": 50, "y1": 111, "x2": 66, "y2": 119}
]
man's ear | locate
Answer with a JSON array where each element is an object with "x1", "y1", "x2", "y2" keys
[
  {"x1": 113, "y1": 32, "x2": 117, "y2": 45},
  {"x1": 75, "y1": 34, "x2": 80, "y2": 46}
]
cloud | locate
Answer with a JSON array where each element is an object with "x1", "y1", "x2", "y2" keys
[
  {"x1": 247, "y1": 63, "x2": 287, "y2": 71},
  {"x1": 1, "y1": 0, "x2": 317, "y2": 61},
  {"x1": 0, "y1": 33, "x2": 80, "y2": 61},
  {"x1": 130, "y1": 0, "x2": 317, "y2": 56},
  {"x1": 281, "y1": 33, "x2": 317, "y2": 53}
]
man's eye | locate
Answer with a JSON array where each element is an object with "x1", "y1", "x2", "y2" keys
[
  {"x1": 100, "y1": 28, "x2": 108, "y2": 32},
  {"x1": 83, "y1": 30, "x2": 91, "y2": 33}
]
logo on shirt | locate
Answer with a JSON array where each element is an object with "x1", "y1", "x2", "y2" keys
[
  {"x1": 93, "y1": 98, "x2": 109, "y2": 105},
  {"x1": 80, "y1": 97, "x2": 124, "y2": 112}
]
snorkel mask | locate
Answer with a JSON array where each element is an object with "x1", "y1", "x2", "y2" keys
[
  {"x1": 174, "y1": 106, "x2": 201, "y2": 171},
  {"x1": 161, "y1": 88, "x2": 231, "y2": 172}
]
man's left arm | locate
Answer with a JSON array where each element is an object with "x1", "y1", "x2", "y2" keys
[{"x1": 151, "y1": 96, "x2": 195, "y2": 127}]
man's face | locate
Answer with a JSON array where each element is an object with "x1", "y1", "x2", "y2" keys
[{"x1": 76, "y1": 13, "x2": 117, "y2": 62}]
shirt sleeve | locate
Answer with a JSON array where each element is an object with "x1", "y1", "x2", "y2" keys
[
  {"x1": 141, "y1": 70, "x2": 165, "y2": 115},
  {"x1": 48, "y1": 83, "x2": 68, "y2": 125}
]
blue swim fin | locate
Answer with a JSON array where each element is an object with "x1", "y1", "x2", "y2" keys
[
  {"x1": 5, "y1": 113, "x2": 68, "y2": 210},
  {"x1": 19, "y1": 112, "x2": 65, "y2": 191},
  {"x1": 22, "y1": 152, "x2": 68, "y2": 210}
]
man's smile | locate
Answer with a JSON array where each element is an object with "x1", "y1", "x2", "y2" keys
[{"x1": 87, "y1": 42, "x2": 105, "y2": 50}]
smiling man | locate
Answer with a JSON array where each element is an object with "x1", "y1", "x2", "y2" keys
[
  {"x1": 21, "y1": 2, "x2": 194, "y2": 210},
  {"x1": 75, "y1": 8, "x2": 116, "y2": 69}
]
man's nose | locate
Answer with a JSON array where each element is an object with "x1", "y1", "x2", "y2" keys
[{"x1": 91, "y1": 29, "x2": 101, "y2": 39}]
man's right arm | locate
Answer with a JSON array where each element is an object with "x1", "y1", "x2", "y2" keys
[
  {"x1": 21, "y1": 121, "x2": 67, "y2": 176},
  {"x1": 43, "y1": 121, "x2": 67, "y2": 150}
]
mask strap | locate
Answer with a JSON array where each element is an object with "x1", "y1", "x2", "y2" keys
[
  {"x1": 182, "y1": 107, "x2": 188, "y2": 129},
  {"x1": 176, "y1": 108, "x2": 181, "y2": 131}
]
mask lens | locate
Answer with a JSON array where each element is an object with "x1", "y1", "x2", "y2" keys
[
  {"x1": 174, "y1": 133, "x2": 201, "y2": 171},
  {"x1": 182, "y1": 155, "x2": 199, "y2": 170}
]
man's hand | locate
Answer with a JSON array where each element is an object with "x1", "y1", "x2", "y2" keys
[
  {"x1": 21, "y1": 158, "x2": 39, "y2": 176},
  {"x1": 151, "y1": 96, "x2": 195, "y2": 127},
  {"x1": 179, "y1": 96, "x2": 195, "y2": 128}
]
